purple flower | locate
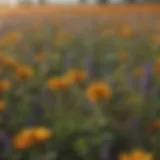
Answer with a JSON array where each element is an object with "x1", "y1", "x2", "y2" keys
[
  {"x1": 99, "y1": 145, "x2": 110, "y2": 160},
  {"x1": 27, "y1": 95, "x2": 44, "y2": 126},
  {"x1": 63, "y1": 52, "x2": 73, "y2": 70},
  {"x1": 0, "y1": 131, "x2": 10, "y2": 149},
  {"x1": 139, "y1": 63, "x2": 152, "y2": 96},
  {"x1": 86, "y1": 52, "x2": 94, "y2": 78},
  {"x1": 27, "y1": 105, "x2": 43, "y2": 126},
  {"x1": 128, "y1": 76, "x2": 135, "y2": 88},
  {"x1": 2, "y1": 109, "x2": 10, "y2": 122}
]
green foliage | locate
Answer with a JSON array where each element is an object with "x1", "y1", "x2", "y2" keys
[{"x1": 0, "y1": 19, "x2": 159, "y2": 160}]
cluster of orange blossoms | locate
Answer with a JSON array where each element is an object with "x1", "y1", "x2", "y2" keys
[
  {"x1": 15, "y1": 65, "x2": 34, "y2": 81},
  {"x1": 0, "y1": 80, "x2": 11, "y2": 111},
  {"x1": 0, "y1": 32, "x2": 21, "y2": 48},
  {"x1": 47, "y1": 70, "x2": 87, "y2": 91},
  {"x1": 0, "y1": 56, "x2": 19, "y2": 71},
  {"x1": 47, "y1": 76, "x2": 71, "y2": 91},
  {"x1": 13, "y1": 127, "x2": 52, "y2": 149},
  {"x1": 86, "y1": 82, "x2": 111, "y2": 103},
  {"x1": 119, "y1": 150, "x2": 153, "y2": 160},
  {"x1": 0, "y1": 80, "x2": 11, "y2": 93},
  {"x1": 65, "y1": 70, "x2": 87, "y2": 83},
  {"x1": 47, "y1": 70, "x2": 111, "y2": 103},
  {"x1": 0, "y1": 55, "x2": 34, "y2": 81},
  {"x1": 0, "y1": 55, "x2": 34, "y2": 112}
]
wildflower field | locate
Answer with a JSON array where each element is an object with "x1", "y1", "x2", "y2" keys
[{"x1": 0, "y1": 5, "x2": 160, "y2": 160}]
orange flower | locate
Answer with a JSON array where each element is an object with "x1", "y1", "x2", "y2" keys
[
  {"x1": 55, "y1": 31, "x2": 72, "y2": 47},
  {"x1": 15, "y1": 65, "x2": 34, "y2": 81},
  {"x1": 119, "y1": 25, "x2": 134, "y2": 38},
  {"x1": 33, "y1": 127, "x2": 52, "y2": 142},
  {"x1": 152, "y1": 119, "x2": 160, "y2": 129},
  {"x1": 145, "y1": 125, "x2": 153, "y2": 134},
  {"x1": 0, "y1": 55, "x2": 6, "y2": 64},
  {"x1": 151, "y1": 34, "x2": 160, "y2": 45},
  {"x1": 2, "y1": 57, "x2": 19, "y2": 70},
  {"x1": 134, "y1": 68, "x2": 145, "y2": 77},
  {"x1": 47, "y1": 76, "x2": 71, "y2": 91},
  {"x1": 86, "y1": 82, "x2": 111, "y2": 103},
  {"x1": 13, "y1": 128, "x2": 35, "y2": 149},
  {"x1": 118, "y1": 52, "x2": 129, "y2": 61},
  {"x1": 34, "y1": 52, "x2": 45, "y2": 62},
  {"x1": 154, "y1": 57, "x2": 160, "y2": 74},
  {"x1": 65, "y1": 70, "x2": 87, "y2": 83},
  {"x1": 119, "y1": 150, "x2": 153, "y2": 160},
  {"x1": 13, "y1": 126, "x2": 53, "y2": 149},
  {"x1": 0, "y1": 80, "x2": 11, "y2": 93},
  {"x1": 4, "y1": 32, "x2": 21, "y2": 43},
  {"x1": 119, "y1": 153, "x2": 131, "y2": 160},
  {"x1": 130, "y1": 150, "x2": 153, "y2": 160},
  {"x1": 0, "y1": 100, "x2": 5, "y2": 111}
]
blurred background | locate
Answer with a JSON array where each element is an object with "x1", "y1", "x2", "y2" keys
[
  {"x1": 0, "y1": 0, "x2": 160, "y2": 160},
  {"x1": 0, "y1": 0, "x2": 160, "y2": 6}
]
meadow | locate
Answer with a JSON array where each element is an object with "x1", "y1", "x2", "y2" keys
[{"x1": 0, "y1": 5, "x2": 160, "y2": 160}]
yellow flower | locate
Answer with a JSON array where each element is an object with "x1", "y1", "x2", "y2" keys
[
  {"x1": 0, "y1": 100, "x2": 5, "y2": 111},
  {"x1": 33, "y1": 127, "x2": 52, "y2": 142},
  {"x1": 13, "y1": 128, "x2": 35, "y2": 149},
  {"x1": 119, "y1": 25, "x2": 134, "y2": 38},
  {"x1": 47, "y1": 76, "x2": 71, "y2": 91},
  {"x1": 65, "y1": 70, "x2": 87, "y2": 83},
  {"x1": 86, "y1": 82, "x2": 111, "y2": 103},
  {"x1": 15, "y1": 65, "x2": 34, "y2": 81},
  {"x1": 0, "y1": 80, "x2": 11, "y2": 93}
]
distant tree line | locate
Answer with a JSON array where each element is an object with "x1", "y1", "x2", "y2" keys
[
  {"x1": 79, "y1": 0, "x2": 160, "y2": 4},
  {"x1": 19, "y1": 0, "x2": 47, "y2": 5},
  {"x1": 79, "y1": 0, "x2": 109, "y2": 3},
  {"x1": 19, "y1": 0, "x2": 160, "y2": 5}
]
